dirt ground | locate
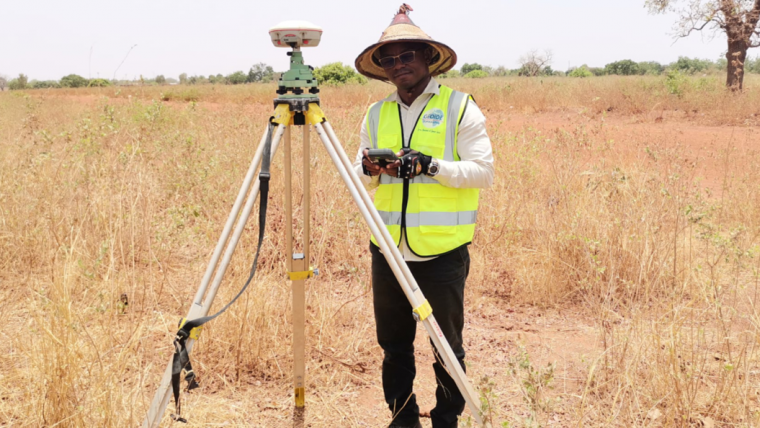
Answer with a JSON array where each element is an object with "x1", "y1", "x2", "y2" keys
[
  {"x1": 165, "y1": 108, "x2": 757, "y2": 427},
  {"x1": 6, "y1": 90, "x2": 755, "y2": 426}
]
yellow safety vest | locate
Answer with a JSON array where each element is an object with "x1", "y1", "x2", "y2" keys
[{"x1": 366, "y1": 84, "x2": 480, "y2": 257}]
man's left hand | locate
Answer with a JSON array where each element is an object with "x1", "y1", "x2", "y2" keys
[{"x1": 396, "y1": 149, "x2": 432, "y2": 179}]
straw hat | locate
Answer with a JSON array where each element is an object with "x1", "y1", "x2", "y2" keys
[{"x1": 355, "y1": 4, "x2": 457, "y2": 82}]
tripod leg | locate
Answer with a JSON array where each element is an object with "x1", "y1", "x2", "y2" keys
[
  {"x1": 292, "y1": 124, "x2": 312, "y2": 407},
  {"x1": 193, "y1": 123, "x2": 272, "y2": 305},
  {"x1": 142, "y1": 124, "x2": 286, "y2": 428},
  {"x1": 201, "y1": 124, "x2": 286, "y2": 309},
  {"x1": 303, "y1": 125, "x2": 311, "y2": 265},
  {"x1": 314, "y1": 122, "x2": 487, "y2": 427},
  {"x1": 283, "y1": 126, "x2": 293, "y2": 272},
  {"x1": 280, "y1": 125, "x2": 307, "y2": 408}
]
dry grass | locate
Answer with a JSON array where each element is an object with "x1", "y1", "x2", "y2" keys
[{"x1": 1, "y1": 75, "x2": 759, "y2": 427}]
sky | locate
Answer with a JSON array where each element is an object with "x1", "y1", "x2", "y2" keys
[{"x1": 0, "y1": 0, "x2": 735, "y2": 82}]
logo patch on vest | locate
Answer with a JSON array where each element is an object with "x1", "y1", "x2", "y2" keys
[{"x1": 421, "y1": 108, "x2": 444, "y2": 129}]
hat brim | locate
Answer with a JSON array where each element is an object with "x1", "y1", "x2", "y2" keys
[{"x1": 355, "y1": 39, "x2": 457, "y2": 82}]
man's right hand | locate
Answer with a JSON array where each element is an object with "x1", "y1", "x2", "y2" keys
[{"x1": 362, "y1": 148, "x2": 400, "y2": 177}]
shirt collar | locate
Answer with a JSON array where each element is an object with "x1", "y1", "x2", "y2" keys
[{"x1": 382, "y1": 77, "x2": 440, "y2": 105}]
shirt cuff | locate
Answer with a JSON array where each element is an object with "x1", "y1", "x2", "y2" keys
[{"x1": 432, "y1": 158, "x2": 454, "y2": 186}]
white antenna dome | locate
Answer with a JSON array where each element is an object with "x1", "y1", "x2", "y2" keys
[{"x1": 269, "y1": 21, "x2": 323, "y2": 48}]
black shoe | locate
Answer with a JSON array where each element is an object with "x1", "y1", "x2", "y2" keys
[{"x1": 388, "y1": 422, "x2": 422, "y2": 428}]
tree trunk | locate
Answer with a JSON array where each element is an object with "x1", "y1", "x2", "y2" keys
[{"x1": 726, "y1": 40, "x2": 747, "y2": 91}]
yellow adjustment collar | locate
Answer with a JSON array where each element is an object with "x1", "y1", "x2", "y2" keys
[
  {"x1": 412, "y1": 300, "x2": 433, "y2": 322},
  {"x1": 179, "y1": 318, "x2": 203, "y2": 340},
  {"x1": 305, "y1": 103, "x2": 326, "y2": 125},
  {"x1": 272, "y1": 103, "x2": 294, "y2": 126},
  {"x1": 288, "y1": 268, "x2": 314, "y2": 281}
]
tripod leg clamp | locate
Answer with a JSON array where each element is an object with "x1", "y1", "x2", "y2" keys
[
  {"x1": 272, "y1": 103, "x2": 294, "y2": 125},
  {"x1": 178, "y1": 318, "x2": 204, "y2": 340},
  {"x1": 305, "y1": 103, "x2": 326, "y2": 125},
  {"x1": 288, "y1": 268, "x2": 316, "y2": 281},
  {"x1": 412, "y1": 300, "x2": 433, "y2": 322}
]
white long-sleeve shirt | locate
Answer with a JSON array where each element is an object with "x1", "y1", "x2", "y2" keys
[{"x1": 352, "y1": 78, "x2": 494, "y2": 262}]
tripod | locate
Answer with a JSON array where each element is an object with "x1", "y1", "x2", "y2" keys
[{"x1": 143, "y1": 56, "x2": 487, "y2": 428}]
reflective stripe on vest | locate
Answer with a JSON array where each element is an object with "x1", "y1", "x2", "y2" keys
[{"x1": 366, "y1": 85, "x2": 480, "y2": 257}]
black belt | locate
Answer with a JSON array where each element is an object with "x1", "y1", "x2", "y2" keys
[{"x1": 170, "y1": 121, "x2": 275, "y2": 423}]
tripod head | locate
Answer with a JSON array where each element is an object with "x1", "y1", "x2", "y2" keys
[{"x1": 269, "y1": 21, "x2": 322, "y2": 107}]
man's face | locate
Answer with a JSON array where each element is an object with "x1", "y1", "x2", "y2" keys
[{"x1": 377, "y1": 42, "x2": 431, "y2": 90}]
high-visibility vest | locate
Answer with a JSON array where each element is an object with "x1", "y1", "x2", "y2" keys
[{"x1": 366, "y1": 84, "x2": 480, "y2": 257}]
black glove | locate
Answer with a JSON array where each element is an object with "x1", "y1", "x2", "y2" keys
[{"x1": 397, "y1": 150, "x2": 432, "y2": 179}]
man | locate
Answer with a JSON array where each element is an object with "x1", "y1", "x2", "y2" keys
[{"x1": 353, "y1": 6, "x2": 494, "y2": 428}]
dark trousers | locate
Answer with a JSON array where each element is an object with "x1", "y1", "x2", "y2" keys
[{"x1": 371, "y1": 243, "x2": 470, "y2": 428}]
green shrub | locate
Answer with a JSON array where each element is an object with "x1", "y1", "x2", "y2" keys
[
  {"x1": 9, "y1": 73, "x2": 28, "y2": 90},
  {"x1": 313, "y1": 62, "x2": 367, "y2": 85},
  {"x1": 569, "y1": 66, "x2": 593, "y2": 78},
  {"x1": 638, "y1": 61, "x2": 665, "y2": 76},
  {"x1": 88, "y1": 78, "x2": 111, "y2": 87},
  {"x1": 605, "y1": 59, "x2": 640, "y2": 76},
  {"x1": 464, "y1": 70, "x2": 489, "y2": 78},
  {"x1": 665, "y1": 70, "x2": 687, "y2": 97},
  {"x1": 60, "y1": 74, "x2": 89, "y2": 88}
]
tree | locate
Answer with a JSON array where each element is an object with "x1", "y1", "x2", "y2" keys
[
  {"x1": 9, "y1": 73, "x2": 29, "y2": 90},
  {"x1": 60, "y1": 74, "x2": 88, "y2": 88},
  {"x1": 155, "y1": 75, "x2": 166, "y2": 85},
  {"x1": 638, "y1": 61, "x2": 665, "y2": 75},
  {"x1": 0, "y1": 75, "x2": 6, "y2": 91},
  {"x1": 518, "y1": 50, "x2": 553, "y2": 76},
  {"x1": 179, "y1": 73, "x2": 188, "y2": 84},
  {"x1": 605, "y1": 59, "x2": 640, "y2": 75},
  {"x1": 670, "y1": 56, "x2": 713, "y2": 73},
  {"x1": 492, "y1": 66, "x2": 511, "y2": 77},
  {"x1": 647, "y1": 0, "x2": 760, "y2": 91},
  {"x1": 247, "y1": 62, "x2": 274, "y2": 83},
  {"x1": 460, "y1": 63, "x2": 482, "y2": 75},
  {"x1": 226, "y1": 71, "x2": 248, "y2": 85}
]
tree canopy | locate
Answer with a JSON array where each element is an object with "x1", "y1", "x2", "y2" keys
[
  {"x1": 247, "y1": 63, "x2": 274, "y2": 83},
  {"x1": 460, "y1": 63, "x2": 483, "y2": 75},
  {"x1": 605, "y1": 59, "x2": 640, "y2": 75},
  {"x1": 518, "y1": 50, "x2": 553, "y2": 76},
  {"x1": 226, "y1": 71, "x2": 247, "y2": 85},
  {"x1": 60, "y1": 74, "x2": 89, "y2": 88}
]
